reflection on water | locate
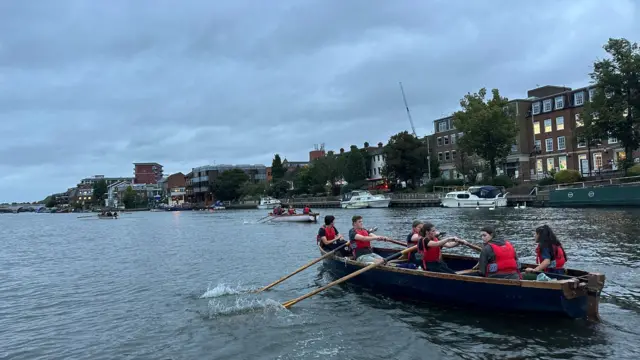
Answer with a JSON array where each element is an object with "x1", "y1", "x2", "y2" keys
[{"x1": 1, "y1": 208, "x2": 640, "y2": 359}]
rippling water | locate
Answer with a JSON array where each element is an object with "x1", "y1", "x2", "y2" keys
[{"x1": 1, "y1": 208, "x2": 640, "y2": 359}]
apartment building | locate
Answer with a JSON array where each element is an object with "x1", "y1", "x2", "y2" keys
[
  {"x1": 187, "y1": 164, "x2": 268, "y2": 204},
  {"x1": 133, "y1": 162, "x2": 164, "y2": 184},
  {"x1": 526, "y1": 85, "x2": 628, "y2": 177},
  {"x1": 431, "y1": 116, "x2": 461, "y2": 179}
]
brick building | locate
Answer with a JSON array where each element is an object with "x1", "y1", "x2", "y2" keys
[{"x1": 133, "y1": 162, "x2": 163, "y2": 184}]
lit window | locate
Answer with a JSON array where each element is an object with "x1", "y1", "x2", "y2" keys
[
  {"x1": 536, "y1": 159, "x2": 543, "y2": 173},
  {"x1": 556, "y1": 116, "x2": 564, "y2": 130},
  {"x1": 533, "y1": 121, "x2": 540, "y2": 134},
  {"x1": 544, "y1": 119, "x2": 552, "y2": 132},
  {"x1": 558, "y1": 156, "x2": 567, "y2": 170},
  {"x1": 547, "y1": 158, "x2": 555, "y2": 171}
]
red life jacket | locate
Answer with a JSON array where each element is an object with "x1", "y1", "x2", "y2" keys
[
  {"x1": 288, "y1": 208, "x2": 295, "y2": 215},
  {"x1": 486, "y1": 241, "x2": 520, "y2": 277},
  {"x1": 419, "y1": 236, "x2": 441, "y2": 268},
  {"x1": 350, "y1": 228, "x2": 371, "y2": 256},
  {"x1": 535, "y1": 244, "x2": 566, "y2": 271},
  {"x1": 317, "y1": 225, "x2": 337, "y2": 245},
  {"x1": 303, "y1": 207, "x2": 310, "y2": 214}
]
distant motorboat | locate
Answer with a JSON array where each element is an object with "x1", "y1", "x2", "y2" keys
[
  {"x1": 257, "y1": 196, "x2": 281, "y2": 210},
  {"x1": 441, "y1": 185, "x2": 508, "y2": 208},
  {"x1": 340, "y1": 190, "x2": 391, "y2": 209}
]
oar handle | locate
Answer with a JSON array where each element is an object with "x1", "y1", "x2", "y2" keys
[{"x1": 282, "y1": 245, "x2": 417, "y2": 309}]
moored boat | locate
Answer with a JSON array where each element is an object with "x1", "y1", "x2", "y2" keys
[
  {"x1": 97, "y1": 215, "x2": 118, "y2": 219},
  {"x1": 258, "y1": 196, "x2": 281, "y2": 210},
  {"x1": 318, "y1": 246, "x2": 605, "y2": 320},
  {"x1": 269, "y1": 213, "x2": 319, "y2": 223},
  {"x1": 441, "y1": 185, "x2": 508, "y2": 208},
  {"x1": 340, "y1": 190, "x2": 391, "y2": 209}
]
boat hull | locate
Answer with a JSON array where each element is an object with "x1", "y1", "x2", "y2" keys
[
  {"x1": 441, "y1": 198, "x2": 508, "y2": 208},
  {"x1": 320, "y1": 247, "x2": 604, "y2": 320},
  {"x1": 97, "y1": 216, "x2": 118, "y2": 219},
  {"x1": 269, "y1": 214, "x2": 318, "y2": 222},
  {"x1": 340, "y1": 199, "x2": 391, "y2": 209}
]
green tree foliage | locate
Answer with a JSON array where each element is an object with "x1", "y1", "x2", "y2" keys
[
  {"x1": 454, "y1": 152, "x2": 484, "y2": 184},
  {"x1": 293, "y1": 166, "x2": 312, "y2": 194},
  {"x1": 211, "y1": 169, "x2": 250, "y2": 201},
  {"x1": 344, "y1": 145, "x2": 367, "y2": 184},
  {"x1": 453, "y1": 88, "x2": 518, "y2": 178},
  {"x1": 554, "y1": 170, "x2": 582, "y2": 184},
  {"x1": 268, "y1": 180, "x2": 291, "y2": 198},
  {"x1": 240, "y1": 182, "x2": 268, "y2": 199},
  {"x1": 429, "y1": 152, "x2": 441, "y2": 180},
  {"x1": 271, "y1": 154, "x2": 286, "y2": 181},
  {"x1": 92, "y1": 179, "x2": 108, "y2": 204},
  {"x1": 383, "y1": 131, "x2": 430, "y2": 188},
  {"x1": 589, "y1": 38, "x2": 640, "y2": 173},
  {"x1": 122, "y1": 186, "x2": 137, "y2": 209},
  {"x1": 45, "y1": 195, "x2": 57, "y2": 208}
]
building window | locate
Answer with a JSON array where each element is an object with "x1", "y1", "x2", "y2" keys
[
  {"x1": 438, "y1": 152, "x2": 443, "y2": 161},
  {"x1": 575, "y1": 113, "x2": 584, "y2": 127},
  {"x1": 458, "y1": 132, "x2": 463, "y2": 138},
  {"x1": 532, "y1": 102, "x2": 541, "y2": 115},
  {"x1": 445, "y1": 151, "x2": 450, "y2": 161},
  {"x1": 444, "y1": 136, "x2": 450, "y2": 145},
  {"x1": 577, "y1": 138, "x2": 586, "y2": 148},
  {"x1": 452, "y1": 150, "x2": 457, "y2": 160},
  {"x1": 545, "y1": 138, "x2": 553, "y2": 152},
  {"x1": 451, "y1": 133, "x2": 456, "y2": 144},
  {"x1": 547, "y1": 158, "x2": 555, "y2": 172},
  {"x1": 588, "y1": 88, "x2": 596, "y2": 101},
  {"x1": 556, "y1": 116, "x2": 564, "y2": 130},
  {"x1": 555, "y1": 96, "x2": 564, "y2": 109},
  {"x1": 437, "y1": 137, "x2": 442, "y2": 146},
  {"x1": 609, "y1": 135, "x2": 618, "y2": 144},
  {"x1": 543, "y1": 99, "x2": 552, "y2": 112},
  {"x1": 544, "y1": 119, "x2": 552, "y2": 132},
  {"x1": 535, "y1": 139, "x2": 542, "y2": 152},
  {"x1": 511, "y1": 144, "x2": 518, "y2": 153},
  {"x1": 438, "y1": 121, "x2": 448, "y2": 132},
  {"x1": 574, "y1": 91, "x2": 584, "y2": 106},
  {"x1": 533, "y1": 121, "x2": 540, "y2": 134},
  {"x1": 594, "y1": 153, "x2": 603, "y2": 170},
  {"x1": 558, "y1": 155, "x2": 567, "y2": 170},
  {"x1": 536, "y1": 159, "x2": 543, "y2": 173},
  {"x1": 557, "y1": 136, "x2": 566, "y2": 150}
]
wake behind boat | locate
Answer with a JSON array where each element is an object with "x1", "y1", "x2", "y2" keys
[{"x1": 317, "y1": 245, "x2": 604, "y2": 320}]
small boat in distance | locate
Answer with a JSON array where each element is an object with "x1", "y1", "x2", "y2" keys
[
  {"x1": 268, "y1": 213, "x2": 319, "y2": 223},
  {"x1": 340, "y1": 190, "x2": 391, "y2": 209},
  {"x1": 98, "y1": 214, "x2": 118, "y2": 219},
  {"x1": 257, "y1": 196, "x2": 281, "y2": 210},
  {"x1": 318, "y1": 245, "x2": 605, "y2": 321},
  {"x1": 441, "y1": 185, "x2": 508, "y2": 208}
]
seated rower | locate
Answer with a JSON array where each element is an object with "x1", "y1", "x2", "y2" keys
[
  {"x1": 348, "y1": 215, "x2": 390, "y2": 264},
  {"x1": 524, "y1": 225, "x2": 567, "y2": 276},
  {"x1": 417, "y1": 222, "x2": 460, "y2": 273},
  {"x1": 303, "y1": 205, "x2": 311, "y2": 214},
  {"x1": 406, "y1": 220, "x2": 423, "y2": 266},
  {"x1": 287, "y1": 206, "x2": 295, "y2": 215},
  {"x1": 476, "y1": 225, "x2": 521, "y2": 279},
  {"x1": 317, "y1": 215, "x2": 350, "y2": 256}
]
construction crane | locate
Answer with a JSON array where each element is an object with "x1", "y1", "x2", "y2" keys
[
  {"x1": 399, "y1": 82, "x2": 417, "y2": 136},
  {"x1": 398, "y1": 81, "x2": 431, "y2": 180}
]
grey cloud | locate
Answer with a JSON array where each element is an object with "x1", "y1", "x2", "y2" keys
[{"x1": 0, "y1": 0, "x2": 639, "y2": 202}]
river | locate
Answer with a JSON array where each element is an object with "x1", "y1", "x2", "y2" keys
[{"x1": 1, "y1": 208, "x2": 639, "y2": 359}]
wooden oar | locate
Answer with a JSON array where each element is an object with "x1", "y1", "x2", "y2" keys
[
  {"x1": 255, "y1": 241, "x2": 351, "y2": 293},
  {"x1": 257, "y1": 214, "x2": 274, "y2": 223},
  {"x1": 460, "y1": 241, "x2": 483, "y2": 252},
  {"x1": 77, "y1": 215, "x2": 96, "y2": 219},
  {"x1": 281, "y1": 245, "x2": 417, "y2": 309}
]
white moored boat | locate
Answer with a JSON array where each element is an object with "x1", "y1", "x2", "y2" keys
[
  {"x1": 257, "y1": 196, "x2": 281, "y2": 210},
  {"x1": 340, "y1": 190, "x2": 391, "y2": 209},
  {"x1": 440, "y1": 185, "x2": 508, "y2": 208},
  {"x1": 269, "y1": 213, "x2": 319, "y2": 223}
]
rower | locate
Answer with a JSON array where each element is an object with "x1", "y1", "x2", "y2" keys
[
  {"x1": 406, "y1": 220, "x2": 423, "y2": 266},
  {"x1": 287, "y1": 205, "x2": 295, "y2": 215},
  {"x1": 317, "y1": 215, "x2": 350, "y2": 256},
  {"x1": 475, "y1": 225, "x2": 521, "y2": 279},
  {"x1": 417, "y1": 222, "x2": 460, "y2": 273},
  {"x1": 524, "y1": 225, "x2": 567, "y2": 275},
  {"x1": 303, "y1": 205, "x2": 311, "y2": 214},
  {"x1": 348, "y1": 215, "x2": 390, "y2": 264}
]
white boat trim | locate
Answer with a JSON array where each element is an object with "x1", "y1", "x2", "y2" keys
[{"x1": 441, "y1": 185, "x2": 508, "y2": 208}]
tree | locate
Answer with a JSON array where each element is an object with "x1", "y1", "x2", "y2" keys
[
  {"x1": 453, "y1": 88, "x2": 518, "y2": 178},
  {"x1": 122, "y1": 186, "x2": 137, "y2": 209},
  {"x1": 429, "y1": 152, "x2": 441, "y2": 180},
  {"x1": 344, "y1": 145, "x2": 367, "y2": 184},
  {"x1": 92, "y1": 179, "x2": 108, "y2": 204},
  {"x1": 211, "y1": 169, "x2": 249, "y2": 201},
  {"x1": 454, "y1": 152, "x2": 485, "y2": 184},
  {"x1": 269, "y1": 180, "x2": 291, "y2": 198},
  {"x1": 576, "y1": 102, "x2": 605, "y2": 176},
  {"x1": 293, "y1": 166, "x2": 312, "y2": 194},
  {"x1": 383, "y1": 131, "x2": 429, "y2": 188},
  {"x1": 45, "y1": 195, "x2": 57, "y2": 208},
  {"x1": 589, "y1": 38, "x2": 640, "y2": 174},
  {"x1": 271, "y1": 154, "x2": 286, "y2": 181},
  {"x1": 308, "y1": 152, "x2": 343, "y2": 194}
]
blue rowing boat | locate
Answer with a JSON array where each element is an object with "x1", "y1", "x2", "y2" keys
[{"x1": 319, "y1": 246, "x2": 605, "y2": 321}]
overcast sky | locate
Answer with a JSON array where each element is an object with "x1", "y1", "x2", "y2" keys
[{"x1": 1, "y1": 1, "x2": 639, "y2": 203}]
